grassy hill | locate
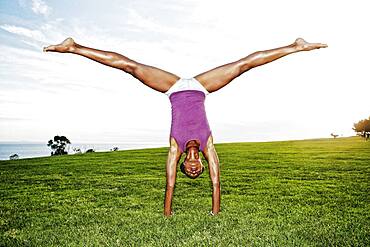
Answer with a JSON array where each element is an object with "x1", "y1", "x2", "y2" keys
[{"x1": 0, "y1": 137, "x2": 369, "y2": 246}]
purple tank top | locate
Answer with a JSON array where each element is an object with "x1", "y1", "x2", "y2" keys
[{"x1": 169, "y1": 90, "x2": 212, "y2": 153}]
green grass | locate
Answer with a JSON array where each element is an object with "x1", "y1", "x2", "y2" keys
[{"x1": 0, "y1": 137, "x2": 369, "y2": 246}]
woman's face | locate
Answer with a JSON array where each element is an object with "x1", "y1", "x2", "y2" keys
[
  {"x1": 183, "y1": 159, "x2": 204, "y2": 179},
  {"x1": 182, "y1": 139, "x2": 204, "y2": 179}
]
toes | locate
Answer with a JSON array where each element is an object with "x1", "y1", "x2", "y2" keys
[
  {"x1": 314, "y1": 43, "x2": 328, "y2": 49},
  {"x1": 43, "y1": 45, "x2": 55, "y2": 52}
]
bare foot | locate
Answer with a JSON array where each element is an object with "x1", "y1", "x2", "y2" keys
[
  {"x1": 43, "y1": 37, "x2": 76, "y2": 53},
  {"x1": 294, "y1": 38, "x2": 328, "y2": 51}
]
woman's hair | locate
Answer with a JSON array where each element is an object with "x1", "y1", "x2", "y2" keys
[{"x1": 180, "y1": 162, "x2": 186, "y2": 174}]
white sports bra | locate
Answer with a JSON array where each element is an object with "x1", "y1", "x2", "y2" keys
[{"x1": 165, "y1": 78, "x2": 209, "y2": 97}]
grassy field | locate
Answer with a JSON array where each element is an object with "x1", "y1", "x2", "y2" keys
[{"x1": 0, "y1": 137, "x2": 369, "y2": 246}]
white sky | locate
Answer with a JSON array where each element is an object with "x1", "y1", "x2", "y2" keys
[{"x1": 0, "y1": 0, "x2": 369, "y2": 144}]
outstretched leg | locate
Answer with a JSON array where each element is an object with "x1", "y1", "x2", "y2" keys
[
  {"x1": 195, "y1": 38, "x2": 328, "y2": 93},
  {"x1": 44, "y1": 38, "x2": 179, "y2": 93}
]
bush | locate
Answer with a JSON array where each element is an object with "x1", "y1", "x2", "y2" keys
[{"x1": 9, "y1": 154, "x2": 19, "y2": 160}]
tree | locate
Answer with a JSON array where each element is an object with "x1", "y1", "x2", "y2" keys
[
  {"x1": 47, "y1": 135, "x2": 71, "y2": 155},
  {"x1": 330, "y1": 133, "x2": 339, "y2": 139},
  {"x1": 353, "y1": 116, "x2": 370, "y2": 140}
]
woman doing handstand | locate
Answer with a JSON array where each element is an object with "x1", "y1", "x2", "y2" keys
[{"x1": 44, "y1": 37, "x2": 327, "y2": 216}]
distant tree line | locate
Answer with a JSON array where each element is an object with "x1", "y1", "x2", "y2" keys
[
  {"x1": 47, "y1": 135, "x2": 120, "y2": 156},
  {"x1": 353, "y1": 116, "x2": 370, "y2": 141}
]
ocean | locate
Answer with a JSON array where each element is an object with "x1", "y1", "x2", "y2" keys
[{"x1": 0, "y1": 142, "x2": 167, "y2": 160}]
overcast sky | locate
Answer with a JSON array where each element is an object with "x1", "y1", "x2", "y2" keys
[{"x1": 0, "y1": 0, "x2": 369, "y2": 145}]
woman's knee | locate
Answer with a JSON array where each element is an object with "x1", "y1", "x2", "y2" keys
[
  {"x1": 111, "y1": 56, "x2": 138, "y2": 74},
  {"x1": 122, "y1": 60, "x2": 139, "y2": 74}
]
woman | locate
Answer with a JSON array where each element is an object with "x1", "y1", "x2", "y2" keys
[{"x1": 44, "y1": 37, "x2": 327, "y2": 216}]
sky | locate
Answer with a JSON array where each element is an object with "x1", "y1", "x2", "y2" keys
[{"x1": 0, "y1": 0, "x2": 369, "y2": 145}]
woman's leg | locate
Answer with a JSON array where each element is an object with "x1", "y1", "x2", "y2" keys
[
  {"x1": 44, "y1": 38, "x2": 180, "y2": 93},
  {"x1": 194, "y1": 38, "x2": 327, "y2": 93}
]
